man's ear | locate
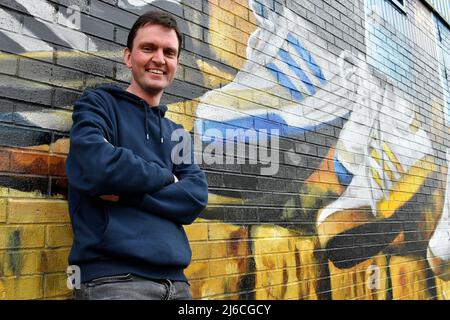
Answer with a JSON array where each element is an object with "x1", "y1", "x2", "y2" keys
[{"x1": 123, "y1": 47, "x2": 132, "y2": 69}]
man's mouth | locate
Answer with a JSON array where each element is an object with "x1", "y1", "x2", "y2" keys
[{"x1": 146, "y1": 69, "x2": 164, "y2": 75}]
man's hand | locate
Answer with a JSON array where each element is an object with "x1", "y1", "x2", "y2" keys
[{"x1": 100, "y1": 195, "x2": 120, "y2": 202}]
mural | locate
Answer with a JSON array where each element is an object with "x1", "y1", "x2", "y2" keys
[{"x1": 0, "y1": 0, "x2": 449, "y2": 299}]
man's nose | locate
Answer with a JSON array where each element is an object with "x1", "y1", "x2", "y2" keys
[{"x1": 151, "y1": 49, "x2": 165, "y2": 65}]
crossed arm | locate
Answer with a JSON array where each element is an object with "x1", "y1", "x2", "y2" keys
[{"x1": 66, "y1": 91, "x2": 208, "y2": 225}]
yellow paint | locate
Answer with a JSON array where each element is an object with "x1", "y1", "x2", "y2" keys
[
  {"x1": 329, "y1": 254, "x2": 388, "y2": 300},
  {"x1": 371, "y1": 166, "x2": 383, "y2": 188},
  {"x1": 0, "y1": 199, "x2": 6, "y2": 223},
  {"x1": 185, "y1": 219, "x2": 251, "y2": 299},
  {"x1": 185, "y1": 261, "x2": 210, "y2": 280},
  {"x1": 50, "y1": 137, "x2": 70, "y2": 155},
  {"x1": 7, "y1": 199, "x2": 69, "y2": 223},
  {"x1": 436, "y1": 277, "x2": 450, "y2": 300},
  {"x1": 206, "y1": 4, "x2": 254, "y2": 70},
  {"x1": 0, "y1": 50, "x2": 120, "y2": 61},
  {"x1": 207, "y1": 193, "x2": 243, "y2": 205},
  {"x1": 377, "y1": 156, "x2": 435, "y2": 218},
  {"x1": 39, "y1": 249, "x2": 70, "y2": 273},
  {"x1": 0, "y1": 250, "x2": 41, "y2": 277},
  {"x1": 252, "y1": 225, "x2": 320, "y2": 299},
  {"x1": 382, "y1": 142, "x2": 404, "y2": 174},
  {"x1": 197, "y1": 59, "x2": 236, "y2": 86},
  {"x1": 185, "y1": 222, "x2": 209, "y2": 241},
  {"x1": 0, "y1": 225, "x2": 45, "y2": 249},
  {"x1": 371, "y1": 148, "x2": 382, "y2": 165},
  {"x1": 44, "y1": 273, "x2": 72, "y2": 299},
  {"x1": 46, "y1": 225, "x2": 73, "y2": 248},
  {"x1": 0, "y1": 276, "x2": 43, "y2": 300},
  {"x1": 389, "y1": 256, "x2": 432, "y2": 300}
]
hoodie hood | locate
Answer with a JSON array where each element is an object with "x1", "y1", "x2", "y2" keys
[{"x1": 96, "y1": 85, "x2": 168, "y2": 143}]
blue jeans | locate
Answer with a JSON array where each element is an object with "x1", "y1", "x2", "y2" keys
[{"x1": 74, "y1": 273, "x2": 192, "y2": 300}]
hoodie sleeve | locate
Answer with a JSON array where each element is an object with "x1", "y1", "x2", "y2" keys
[
  {"x1": 125, "y1": 130, "x2": 208, "y2": 225},
  {"x1": 133, "y1": 161, "x2": 208, "y2": 225},
  {"x1": 66, "y1": 90, "x2": 175, "y2": 196}
]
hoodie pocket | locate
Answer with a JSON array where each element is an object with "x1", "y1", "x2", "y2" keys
[{"x1": 98, "y1": 203, "x2": 191, "y2": 267}]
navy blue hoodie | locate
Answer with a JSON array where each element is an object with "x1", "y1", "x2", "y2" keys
[{"x1": 66, "y1": 85, "x2": 208, "y2": 283}]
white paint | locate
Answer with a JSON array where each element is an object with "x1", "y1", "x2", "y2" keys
[{"x1": 428, "y1": 149, "x2": 450, "y2": 265}]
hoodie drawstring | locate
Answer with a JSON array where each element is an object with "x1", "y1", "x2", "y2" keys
[
  {"x1": 144, "y1": 102, "x2": 150, "y2": 140},
  {"x1": 158, "y1": 109, "x2": 164, "y2": 144},
  {"x1": 143, "y1": 101, "x2": 163, "y2": 144}
]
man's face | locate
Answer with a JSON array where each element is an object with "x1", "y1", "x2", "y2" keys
[{"x1": 124, "y1": 24, "x2": 179, "y2": 99}]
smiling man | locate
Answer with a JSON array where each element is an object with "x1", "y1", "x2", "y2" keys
[{"x1": 65, "y1": 10, "x2": 208, "y2": 300}]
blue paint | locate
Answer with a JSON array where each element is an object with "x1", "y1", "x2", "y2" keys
[
  {"x1": 278, "y1": 49, "x2": 317, "y2": 95},
  {"x1": 334, "y1": 155, "x2": 353, "y2": 186},
  {"x1": 195, "y1": 111, "x2": 351, "y2": 143},
  {"x1": 286, "y1": 33, "x2": 327, "y2": 85},
  {"x1": 252, "y1": 1, "x2": 268, "y2": 19},
  {"x1": 266, "y1": 62, "x2": 304, "y2": 102}
]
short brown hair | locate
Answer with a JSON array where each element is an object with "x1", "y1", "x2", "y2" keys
[{"x1": 127, "y1": 10, "x2": 182, "y2": 57}]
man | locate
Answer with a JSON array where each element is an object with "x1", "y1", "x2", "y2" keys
[{"x1": 65, "y1": 10, "x2": 208, "y2": 300}]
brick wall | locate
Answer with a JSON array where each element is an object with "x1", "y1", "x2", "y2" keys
[{"x1": 0, "y1": 0, "x2": 449, "y2": 300}]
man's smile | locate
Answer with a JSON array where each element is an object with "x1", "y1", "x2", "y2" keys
[{"x1": 145, "y1": 68, "x2": 165, "y2": 75}]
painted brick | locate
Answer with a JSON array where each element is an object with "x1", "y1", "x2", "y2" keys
[
  {"x1": 0, "y1": 75, "x2": 53, "y2": 106},
  {"x1": 0, "y1": 225, "x2": 45, "y2": 249},
  {"x1": 53, "y1": 0, "x2": 90, "y2": 13},
  {"x1": 0, "y1": 149, "x2": 10, "y2": 171},
  {"x1": 10, "y1": 150, "x2": 49, "y2": 175},
  {"x1": 45, "y1": 224, "x2": 73, "y2": 248},
  {"x1": 23, "y1": 15, "x2": 87, "y2": 51},
  {"x1": 183, "y1": 0, "x2": 202, "y2": 11},
  {"x1": 85, "y1": 74, "x2": 117, "y2": 88},
  {"x1": 50, "y1": 137, "x2": 70, "y2": 155},
  {"x1": 39, "y1": 248, "x2": 70, "y2": 273},
  {"x1": 58, "y1": 10, "x2": 115, "y2": 41},
  {"x1": 87, "y1": 36, "x2": 124, "y2": 63},
  {"x1": 0, "y1": 51, "x2": 17, "y2": 76},
  {"x1": 56, "y1": 49, "x2": 115, "y2": 77},
  {"x1": 0, "y1": 8, "x2": 22, "y2": 33},
  {"x1": 208, "y1": 223, "x2": 248, "y2": 241},
  {"x1": 185, "y1": 222, "x2": 208, "y2": 241},
  {"x1": 7, "y1": 199, "x2": 69, "y2": 223},
  {"x1": 0, "y1": 175, "x2": 49, "y2": 197},
  {"x1": 0, "y1": 0, "x2": 56, "y2": 23},
  {"x1": 18, "y1": 58, "x2": 84, "y2": 90},
  {"x1": 0, "y1": 276, "x2": 43, "y2": 300},
  {"x1": 218, "y1": 0, "x2": 248, "y2": 19},
  {"x1": 43, "y1": 273, "x2": 72, "y2": 299},
  {"x1": 209, "y1": 257, "x2": 247, "y2": 277},
  {"x1": 0, "y1": 249, "x2": 41, "y2": 277},
  {"x1": 115, "y1": 62, "x2": 131, "y2": 82},
  {"x1": 115, "y1": 27, "x2": 128, "y2": 46},
  {"x1": 185, "y1": 261, "x2": 209, "y2": 280},
  {"x1": 90, "y1": 0, "x2": 136, "y2": 29},
  {"x1": 207, "y1": 3, "x2": 235, "y2": 26},
  {"x1": 53, "y1": 88, "x2": 80, "y2": 110},
  {"x1": 0, "y1": 199, "x2": 6, "y2": 222},
  {"x1": 190, "y1": 242, "x2": 211, "y2": 260},
  {"x1": 49, "y1": 154, "x2": 66, "y2": 176}
]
